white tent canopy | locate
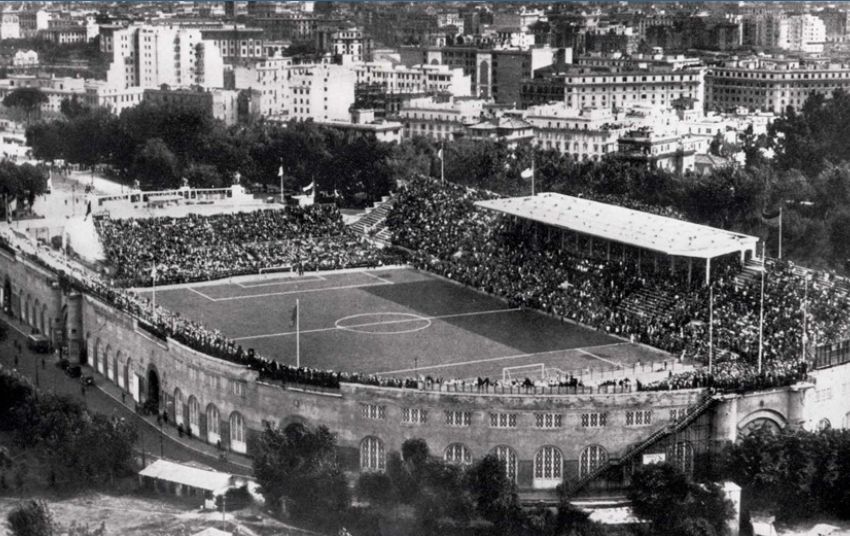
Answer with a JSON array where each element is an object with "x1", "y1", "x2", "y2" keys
[
  {"x1": 475, "y1": 193, "x2": 759, "y2": 260},
  {"x1": 139, "y1": 459, "x2": 233, "y2": 493}
]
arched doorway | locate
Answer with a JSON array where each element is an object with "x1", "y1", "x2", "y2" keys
[{"x1": 147, "y1": 367, "x2": 160, "y2": 410}]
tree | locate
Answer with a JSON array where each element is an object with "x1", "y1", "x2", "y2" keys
[
  {"x1": 252, "y1": 422, "x2": 349, "y2": 531},
  {"x1": 629, "y1": 463, "x2": 733, "y2": 536},
  {"x1": 6, "y1": 500, "x2": 54, "y2": 536},
  {"x1": 3, "y1": 87, "x2": 47, "y2": 124},
  {"x1": 130, "y1": 138, "x2": 179, "y2": 190},
  {"x1": 59, "y1": 97, "x2": 90, "y2": 119}
]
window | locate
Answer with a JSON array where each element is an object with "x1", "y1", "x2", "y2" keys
[
  {"x1": 535, "y1": 413, "x2": 562, "y2": 429},
  {"x1": 360, "y1": 436, "x2": 385, "y2": 472},
  {"x1": 362, "y1": 404, "x2": 386, "y2": 420},
  {"x1": 534, "y1": 445, "x2": 562, "y2": 481},
  {"x1": 579, "y1": 445, "x2": 607, "y2": 478},
  {"x1": 626, "y1": 410, "x2": 652, "y2": 426},
  {"x1": 444, "y1": 443, "x2": 472, "y2": 465},
  {"x1": 489, "y1": 413, "x2": 517, "y2": 428},
  {"x1": 445, "y1": 410, "x2": 471, "y2": 426},
  {"x1": 669, "y1": 408, "x2": 687, "y2": 421},
  {"x1": 402, "y1": 407, "x2": 427, "y2": 424},
  {"x1": 229, "y1": 411, "x2": 245, "y2": 450},
  {"x1": 230, "y1": 380, "x2": 245, "y2": 397},
  {"x1": 581, "y1": 412, "x2": 607, "y2": 428},
  {"x1": 206, "y1": 404, "x2": 220, "y2": 437}
]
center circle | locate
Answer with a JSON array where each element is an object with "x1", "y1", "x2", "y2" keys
[{"x1": 335, "y1": 312, "x2": 432, "y2": 335}]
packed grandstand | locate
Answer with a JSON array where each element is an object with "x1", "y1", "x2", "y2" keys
[{"x1": 43, "y1": 176, "x2": 850, "y2": 395}]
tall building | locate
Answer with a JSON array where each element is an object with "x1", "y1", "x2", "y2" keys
[
  {"x1": 288, "y1": 63, "x2": 355, "y2": 122},
  {"x1": 743, "y1": 12, "x2": 826, "y2": 53},
  {"x1": 705, "y1": 57, "x2": 850, "y2": 113},
  {"x1": 103, "y1": 25, "x2": 225, "y2": 89},
  {"x1": 399, "y1": 45, "x2": 558, "y2": 105},
  {"x1": 397, "y1": 96, "x2": 487, "y2": 141}
]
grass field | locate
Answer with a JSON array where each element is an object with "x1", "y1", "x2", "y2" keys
[{"x1": 142, "y1": 268, "x2": 668, "y2": 381}]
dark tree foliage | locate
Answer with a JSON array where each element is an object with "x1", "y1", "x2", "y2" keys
[
  {"x1": 252, "y1": 422, "x2": 350, "y2": 532},
  {"x1": 628, "y1": 463, "x2": 733, "y2": 536},
  {"x1": 718, "y1": 427, "x2": 850, "y2": 522},
  {"x1": 3, "y1": 87, "x2": 47, "y2": 124},
  {"x1": 6, "y1": 500, "x2": 54, "y2": 536}
]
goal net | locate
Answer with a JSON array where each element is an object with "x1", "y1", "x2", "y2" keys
[{"x1": 502, "y1": 363, "x2": 546, "y2": 383}]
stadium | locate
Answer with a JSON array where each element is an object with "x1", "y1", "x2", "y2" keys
[{"x1": 2, "y1": 176, "x2": 848, "y2": 507}]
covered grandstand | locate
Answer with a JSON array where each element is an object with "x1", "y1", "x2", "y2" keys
[{"x1": 476, "y1": 193, "x2": 760, "y2": 286}]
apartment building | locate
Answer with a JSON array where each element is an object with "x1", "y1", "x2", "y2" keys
[
  {"x1": 705, "y1": 57, "x2": 850, "y2": 113},
  {"x1": 102, "y1": 25, "x2": 225, "y2": 89},
  {"x1": 352, "y1": 62, "x2": 471, "y2": 97},
  {"x1": 200, "y1": 26, "x2": 266, "y2": 60},
  {"x1": 397, "y1": 96, "x2": 487, "y2": 141},
  {"x1": 288, "y1": 63, "x2": 355, "y2": 122},
  {"x1": 521, "y1": 64, "x2": 704, "y2": 111},
  {"x1": 143, "y1": 87, "x2": 240, "y2": 125},
  {"x1": 524, "y1": 104, "x2": 624, "y2": 161}
]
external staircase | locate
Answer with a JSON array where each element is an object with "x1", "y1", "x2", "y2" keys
[
  {"x1": 349, "y1": 196, "x2": 393, "y2": 243},
  {"x1": 568, "y1": 391, "x2": 719, "y2": 496}
]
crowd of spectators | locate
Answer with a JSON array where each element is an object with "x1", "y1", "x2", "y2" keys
[
  {"x1": 386, "y1": 177, "x2": 850, "y2": 393},
  {"x1": 95, "y1": 206, "x2": 393, "y2": 286}
]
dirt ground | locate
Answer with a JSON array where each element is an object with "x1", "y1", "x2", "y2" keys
[{"x1": 0, "y1": 492, "x2": 315, "y2": 536}]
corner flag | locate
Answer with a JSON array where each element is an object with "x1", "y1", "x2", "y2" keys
[{"x1": 521, "y1": 167, "x2": 534, "y2": 180}]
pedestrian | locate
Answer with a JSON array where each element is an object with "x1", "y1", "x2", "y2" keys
[
  {"x1": 156, "y1": 413, "x2": 162, "y2": 426},
  {"x1": 177, "y1": 423, "x2": 184, "y2": 438},
  {"x1": 13, "y1": 355, "x2": 18, "y2": 367},
  {"x1": 121, "y1": 392, "x2": 126, "y2": 404}
]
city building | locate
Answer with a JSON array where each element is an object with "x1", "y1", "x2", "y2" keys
[
  {"x1": 102, "y1": 25, "x2": 225, "y2": 90},
  {"x1": 521, "y1": 61, "x2": 704, "y2": 111},
  {"x1": 16, "y1": 8, "x2": 50, "y2": 39},
  {"x1": 743, "y1": 12, "x2": 826, "y2": 53},
  {"x1": 617, "y1": 127, "x2": 709, "y2": 174},
  {"x1": 309, "y1": 109, "x2": 404, "y2": 143},
  {"x1": 0, "y1": 75, "x2": 86, "y2": 113},
  {"x1": 200, "y1": 26, "x2": 266, "y2": 61},
  {"x1": 399, "y1": 45, "x2": 558, "y2": 105},
  {"x1": 288, "y1": 63, "x2": 355, "y2": 122},
  {"x1": 397, "y1": 96, "x2": 488, "y2": 141},
  {"x1": 353, "y1": 62, "x2": 471, "y2": 98},
  {"x1": 143, "y1": 86, "x2": 240, "y2": 125},
  {"x1": 316, "y1": 26, "x2": 372, "y2": 63},
  {"x1": 705, "y1": 57, "x2": 850, "y2": 113},
  {"x1": 40, "y1": 20, "x2": 99, "y2": 45},
  {"x1": 0, "y1": 11, "x2": 20, "y2": 40},
  {"x1": 465, "y1": 115, "x2": 534, "y2": 148},
  {"x1": 524, "y1": 104, "x2": 624, "y2": 161},
  {"x1": 83, "y1": 83, "x2": 145, "y2": 115},
  {"x1": 12, "y1": 50, "x2": 39, "y2": 68}
]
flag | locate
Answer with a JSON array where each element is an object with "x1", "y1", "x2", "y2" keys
[
  {"x1": 83, "y1": 200, "x2": 92, "y2": 221},
  {"x1": 521, "y1": 167, "x2": 534, "y2": 180},
  {"x1": 290, "y1": 303, "x2": 298, "y2": 327},
  {"x1": 437, "y1": 147, "x2": 443, "y2": 160},
  {"x1": 302, "y1": 181, "x2": 314, "y2": 193},
  {"x1": 761, "y1": 207, "x2": 781, "y2": 226},
  {"x1": 277, "y1": 165, "x2": 284, "y2": 178}
]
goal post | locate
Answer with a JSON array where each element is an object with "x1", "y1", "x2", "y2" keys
[{"x1": 502, "y1": 363, "x2": 545, "y2": 382}]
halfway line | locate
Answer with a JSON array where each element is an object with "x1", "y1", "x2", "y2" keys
[{"x1": 232, "y1": 307, "x2": 521, "y2": 341}]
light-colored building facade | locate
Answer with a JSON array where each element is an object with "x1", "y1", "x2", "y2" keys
[
  {"x1": 288, "y1": 63, "x2": 355, "y2": 122},
  {"x1": 0, "y1": 11, "x2": 21, "y2": 40},
  {"x1": 705, "y1": 57, "x2": 850, "y2": 113},
  {"x1": 397, "y1": 96, "x2": 488, "y2": 141},
  {"x1": 353, "y1": 61, "x2": 471, "y2": 97}
]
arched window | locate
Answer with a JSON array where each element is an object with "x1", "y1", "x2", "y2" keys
[
  {"x1": 115, "y1": 351, "x2": 124, "y2": 389},
  {"x1": 360, "y1": 436, "x2": 385, "y2": 472},
  {"x1": 534, "y1": 445, "x2": 563, "y2": 485},
  {"x1": 444, "y1": 443, "x2": 472, "y2": 466},
  {"x1": 667, "y1": 441, "x2": 694, "y2": 475},
  {"x1": 492, "y1": 445, "x2": 518, "y2": 483},
  {"x1": 207, "y1": 404, "x2": 220, "y2": 444},
  {"x1": 93, "y1": 338, "x2": 101, "y2": 374},
  {"x1": 105, "y1": 345, "x2": 113, "y2": 381},
  {"x1": 188, "y1": 396, "x2": 200, "y2": 436},
  {"x1": 230, "y1": 411, "x2": 246, "y2": 453},
  {"x1": 579, "y1": 445, "x2": 608, "y2": 479},
  {"x1": 173, "y1": 388, "x2": 184, "y2": 426}
]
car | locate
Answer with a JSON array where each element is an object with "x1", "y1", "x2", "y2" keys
[
  {"x1": 65, "y1": 365, "x2": 82, "y2": 378},
  {"x1": 26, "y1": 333, "x2": 51, "y2": 353}
]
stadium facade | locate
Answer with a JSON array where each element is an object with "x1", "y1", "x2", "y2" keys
[{"x1": 2, "y1": 239, "x2": 848, "y2": 498}]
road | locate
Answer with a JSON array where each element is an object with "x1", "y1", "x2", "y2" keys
[{"x1": 0, "y1": 315, "x2": 252, "y2": 476}]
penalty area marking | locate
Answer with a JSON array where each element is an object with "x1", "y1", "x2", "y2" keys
[
  {"x1": 576, "y1": 348, "x2": 622, "y2": 368},
  {"x1": 188, "y1": 287, "x2": 216, "y2": 302},
  {"x1": 236, "y1": 274, "x2": 325, "y2": 289}
]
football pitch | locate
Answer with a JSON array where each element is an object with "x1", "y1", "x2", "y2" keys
[{"x1": 141, "y1": 268, "x2": 669, "y2": 380}]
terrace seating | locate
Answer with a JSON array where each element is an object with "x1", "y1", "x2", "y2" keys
[
  {"x1": 733, "y1": 257, "x2": 765, "y2": 289},
  {"x1": 618, "y1": 287, "x2": 678, "y2": 319}
]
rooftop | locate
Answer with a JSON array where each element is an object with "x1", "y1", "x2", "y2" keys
[
  {"x1": 475, "y1": 193, "x2": 758, "y2": 259},
  {"x1": 138, "y1": 459, "x2": 233, "y2": 493}
]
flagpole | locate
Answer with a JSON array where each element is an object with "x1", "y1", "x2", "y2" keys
[
  {"x1": 279, "y1": 158, "x2": 284, "y2": 204},
  {"x1": 758, "y1": 267, "x2": 765, "y2": 374},
  {"x1": 152, "y1": 266, "x2": 156, "y2": 318},
  {"x1": 708, "y1": 284, "x2": 713, "y2": 374},
  {"x1": 802, "y1": 277, "x2": 808, "y2": 362},
  {"x1": 296, "y1": 298, "x2": 300, "y2": 368},
  {"x1": 778, "y1": 205, "x2": 783, "y2": 259}
]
